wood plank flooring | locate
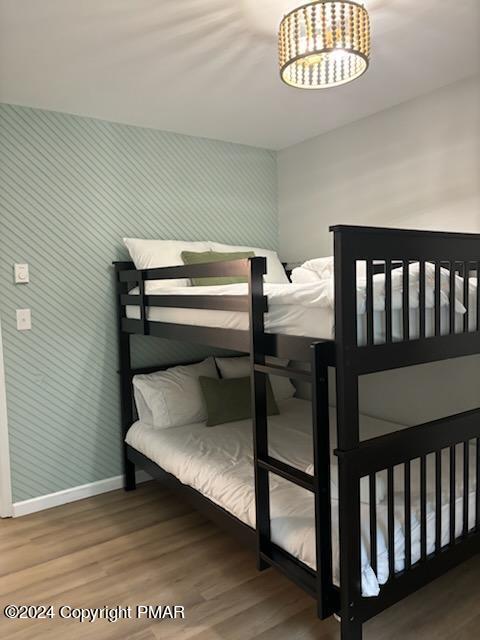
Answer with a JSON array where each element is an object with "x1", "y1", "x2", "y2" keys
[{"x1": 0, "y1": 481, "x2": 479, "y2": 639}]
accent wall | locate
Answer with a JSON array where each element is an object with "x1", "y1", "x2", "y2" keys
[{"x1": 0, "y1": 104, "x2": 277, "y2": 502}]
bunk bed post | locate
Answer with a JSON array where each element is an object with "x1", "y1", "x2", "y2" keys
[
  {"x1": 332, "y1": 229, "x2": 363, "y2": 640},
  {"x1": 114, "y1": 263, "x2": 136, "y2": 491},
  {"x1": 311, "y1": 341, "x2": 334, "y2": 619},
  {"x1": 248, "y1": 256, "x2": 269, "y2": 571}
]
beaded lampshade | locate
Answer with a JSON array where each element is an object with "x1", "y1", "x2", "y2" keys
[{"x1": 278, "y1": 1, "x2": 371, "y2": 89}]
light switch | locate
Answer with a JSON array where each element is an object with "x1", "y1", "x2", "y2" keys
[
  {"x1": 14, "y1": 263, "x2": 29, "y2": 284},
  {"x1": 16, "y1": 309, "x2": 32, "y2": 331}
]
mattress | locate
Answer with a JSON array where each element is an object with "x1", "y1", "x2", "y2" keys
[
  {"x1": 127, "y1": 292, "x2": 334, "y2": 339},
  {"x1": 125, "y1": 398, "x2": 479, "y2": 597},
  {"x1": 126, "y1": 280, "x2": 478, "y2": 344}
]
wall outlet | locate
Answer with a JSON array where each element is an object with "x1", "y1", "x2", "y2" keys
[
  {"x1": 16, "y1": 309, "x2": 32, "y2": 331},
  {"x1": 14, "y1": 264, "x2": 29, "y2": 284}
]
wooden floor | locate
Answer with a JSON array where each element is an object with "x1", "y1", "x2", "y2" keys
[{"x1": 1, "y1": 482, "x2": 479, "y2": 640}]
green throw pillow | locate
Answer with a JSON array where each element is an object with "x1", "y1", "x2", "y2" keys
[
  {"x1": 181, "y1": 250, "x2": 254, "y2": 286},
  {"x1": 199, "y1": 376, "x2": 279, "y2": 427}
]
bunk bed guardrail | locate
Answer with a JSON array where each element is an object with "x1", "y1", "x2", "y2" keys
[{"x1": 117, "y1": 257, "x2": 334, "y2": 362}]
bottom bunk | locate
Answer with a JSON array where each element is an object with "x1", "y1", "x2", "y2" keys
[{"x1": 124, "y1": 397, "x2": 479, "y2": 600}]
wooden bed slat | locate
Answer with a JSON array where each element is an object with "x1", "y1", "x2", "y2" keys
[
  {"x1": 463, "y1": 262, "x2": 470, "y2": 333},
  {"x1": 435, "y1": 450, "x2": 442, "y2": 553},
  {"x1": 366, "y1": 259, "x2": 374, "y2": 345},
  {"x1": 385, "y1": 260, "x2": 392, "y2": 344},
  {"x1": 450, "y1": 445, "x2": 456, "y2": 544},
  {"x1": 434, "y1": 261, "x2": 441, "y2": 336},
  {"x1": 402, "y1": 260, "x2": 409, "y2": 341},
  {"x1": 404, "y1": 461, "x2": 411, "y2": 569},
  {"x1": 476, "y1": 439, "x2": 480, "y2": 530},
  {"x1": 477, "y1": 262, "x2": 480, "y2": 332},
  {"x1": 119, "y1": 257, "x2": 252, "y2": 282},
  {"x1": 388, "y1": 467, "x2": 395, "y2": 577},
  {"x1": 369, "y1": 474, "x2": 377, "y2": 575},
  {"x1": 420, "y1": 456, "x2": 427, "y2": 561},
  {"x1": 419, "y1": 261, "x2": 426, "y2": 339},
  {"x1": 450, "y1": 262, "x2": 456, "y2": 335},
  {"x1": 121, "y1": 293, "x2": 262, "y2": 312},
  {"x1": 463, "y1": 441, "x2": 470, "y2": 536}
]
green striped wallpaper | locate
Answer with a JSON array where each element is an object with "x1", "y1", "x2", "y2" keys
[{"x1": 0, "y1": 104, "x2": 278, "y2": 502}]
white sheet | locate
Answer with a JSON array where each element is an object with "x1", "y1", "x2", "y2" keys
[
  {"x1": 125, "y1": 398, "x2": 479, "y2": 597},
  {"x1": 295, "y1": 258, "x2": 477, "y2": 307},
  {"x1": 126, "y1": 280, "x2": 478, "y2": 343}
]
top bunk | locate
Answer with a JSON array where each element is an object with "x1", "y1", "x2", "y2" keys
[
  {"x1": 116, "y1": 254, "x2": 324, "y2": 362},
  {"x1": 115, "y1": 225, "x2": 480, "y2": 372}
]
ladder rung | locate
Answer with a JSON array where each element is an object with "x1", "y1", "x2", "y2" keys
[
  {"x1": 257, "y1": 456, "x2": 315, "y2": 492},
  {"x1": 254, "y1": 363, "x2": 311, "y2": 382}
]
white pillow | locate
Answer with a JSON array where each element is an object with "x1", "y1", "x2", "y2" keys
[
  {"x1": 215, "y1": 356, "x2": 295, "y2": 402},
  {"x1": 291, "y1": 267, "x2": 320, "y2": 284},
  {"x1": 301, "y1": 256, "x2": 368, "y2": 281},
  {"x1": 301, "y1": 257, "x2": 335, "y2": 281},
  {"x1": 133, "y1": 385, "x2": 154, "y2": 424},
  {"x1": 208, "y1": 241, "x2": 288, "y2": 284},
  {"x1": 132, "y1": 357, "x2": 218, "y2": 428},
  {"x1": 123, "y1": 238, "x2": 210, "y2": 287}
]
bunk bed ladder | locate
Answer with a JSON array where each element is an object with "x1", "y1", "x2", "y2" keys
[{"x1": 248, "y1": 257, "x2": 335, "y2": 619}]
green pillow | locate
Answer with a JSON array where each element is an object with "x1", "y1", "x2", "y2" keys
[
  {"x1": 199, "y1": 376, "x2": 279, "y2": 427},
  {"x1": 181, "y1": 250, "x2": 254, "y2": 286}
]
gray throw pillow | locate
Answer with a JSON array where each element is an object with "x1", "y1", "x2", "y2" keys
[{"x1": 198, "y1": 376, "x2": 279, "y2": 426}]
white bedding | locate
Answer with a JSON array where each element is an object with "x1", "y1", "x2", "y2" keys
[
  {"x1": 125, "y1": 398, "x2": 479, "y2": 597},
  {"x1": 127, "y1": 279, "x2": 478, "y2": 343}
]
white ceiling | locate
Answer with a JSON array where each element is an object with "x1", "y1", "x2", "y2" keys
[{"x1": 0, "y1": 0, "x2": 478, "y2": 149}]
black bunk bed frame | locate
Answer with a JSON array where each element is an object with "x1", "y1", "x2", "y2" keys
[{"x1": 115, "y1": 225, "x2": 480, "y2": 640}]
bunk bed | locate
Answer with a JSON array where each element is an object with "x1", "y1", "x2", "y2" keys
[{"x1": 115, "y1": 225, "x2": 480, "y2": 640}]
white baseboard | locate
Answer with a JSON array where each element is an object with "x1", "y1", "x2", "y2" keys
[{"x1": 11, "y1": 471, "x2": 151, "y2": 518}]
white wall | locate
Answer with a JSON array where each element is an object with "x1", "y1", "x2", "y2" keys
[
  {"x1": 279, "y1": 74, "x2": 480, "y2": 261},
  {"x1": 278, "y1": 75, "x2": 480, "y2": 425}
]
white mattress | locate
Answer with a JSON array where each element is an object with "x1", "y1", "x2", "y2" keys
[
  {"x1": 128, "y1": 294, "x2": 334, "y2": 338},
  {"x1": 125, "y1": 398, "x2": 479, "y2": 597},
  {"x1": 126, "y1": 281, "x2": 478, "y2": 343}
]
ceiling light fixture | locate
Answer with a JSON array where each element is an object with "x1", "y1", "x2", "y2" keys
[{"x1": 278, "y1": 1, "x2": 371, "y2": 89}]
